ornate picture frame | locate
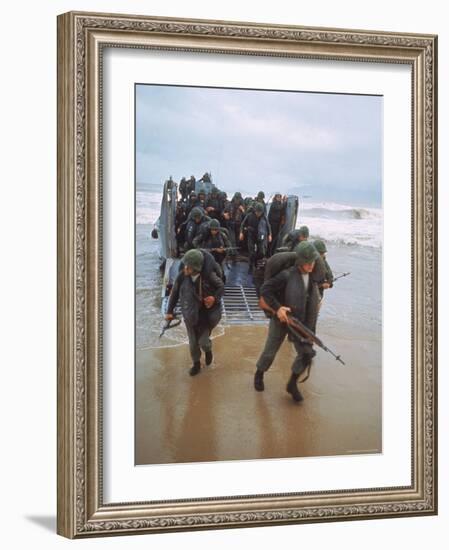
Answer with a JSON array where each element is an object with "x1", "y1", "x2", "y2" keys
[{"x1": 57, "y1": 11, "x2": 437, "y2": 538}]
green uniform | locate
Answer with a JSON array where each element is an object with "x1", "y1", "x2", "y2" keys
[
  {"x1": 262, "y1": 251, "x2": 325, "y2": 286},
  {"x1": 256, "y1": 267, "x2": 320, "y2": 375},
  {"x1": 318, "y1": 258, "x2": 334, "y2": 298},
  {"x1": 167, "y1": 256, "x2": 223, "y2": 364}
]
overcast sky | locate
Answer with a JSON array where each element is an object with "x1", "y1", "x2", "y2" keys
[{"x1": 136, "y1": 84, "x2": 382, "y2": 205}]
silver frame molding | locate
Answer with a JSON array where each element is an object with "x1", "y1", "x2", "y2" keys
[{"x1": 57, "y1": 11, "x2": 438, "y2": 538}]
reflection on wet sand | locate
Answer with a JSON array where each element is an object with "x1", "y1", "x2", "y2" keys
[{"x1": 136, "y1": 325, "x2": 381, "y2": 465}]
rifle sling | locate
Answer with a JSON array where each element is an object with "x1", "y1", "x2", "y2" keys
[{"x1": 298, "y1": 364, "x2": 312, "y2": 384}]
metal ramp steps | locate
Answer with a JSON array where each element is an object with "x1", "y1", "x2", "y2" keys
[
  {"x1": 161, "y1": 285, "x2": 268, "y2": 325},
  {"x1": 221, "y1": 284, "x2": 268, "y2": 324}
]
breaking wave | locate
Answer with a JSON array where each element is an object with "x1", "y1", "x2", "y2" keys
[{"x1": 299, "y1": 201, "x2": 382, "y2": 249}]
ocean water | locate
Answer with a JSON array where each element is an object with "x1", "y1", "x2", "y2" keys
[{"x1": 136, "y1": 188, "x2": 382, "y2": 350}]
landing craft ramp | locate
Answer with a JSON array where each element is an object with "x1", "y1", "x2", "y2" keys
[
  {"x1": 153, "y1": 176, "x2": 299, "y2": 325},
  {"x1": 220, "y1": 259, "x2": 266, "y2": 324}
]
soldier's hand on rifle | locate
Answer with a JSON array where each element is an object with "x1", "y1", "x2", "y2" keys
[
  {"x1": 165, "y1": 313, "x2": 174, "y2": 321},
  {"x1": 239, "y1": 232, "x2": 244, "y2": 241},
  {"x1": 203, "y1": 296, "x2": 215, "y2": 309},
  {"x1": 276, "y1": 306, "x2": 291, "y2": 323},
  {"x1": 321, "y1": 282, "x2": 331, "y2": 289},
  {"x1": 217, "y1": 247, "x2": 224, "y2": 253},
  {"x1": 268, "y1": 235, "x2": 272, "y2": 243}
]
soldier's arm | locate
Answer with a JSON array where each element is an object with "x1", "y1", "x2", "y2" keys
[
  {"x1": 192, "y1": 233, "x2": 203, "y2": 248},
  {"x1": 185, "y1": 222, "x2": 196, "y2": 246},
  {"x1": 221, "y1": 230, "x2": 231, "y2": 248},
  {"x1": 207, "y1": 272, "x2": 225, "y2": 300},
  {"x1": 312, "y1": 256, "x2": 327, "y2": 285},
  {"x1": 325, "y1": 260, "x2": 334, "y2": 287},
  {"x1": 177, "y1": 218, "x2": 188, "y2": 232},
  {"x1": 166, "y1": 273, "x2": 183, "y2": 314},
  {"x1": 260, "y1": 270, "x2": 289, "y2": 312}
]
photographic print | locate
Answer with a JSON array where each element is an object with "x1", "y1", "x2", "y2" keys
[
  {"x1": 57, "y1": 12, "x2": 436, "y2": 537},
  {"x1": 135, "y1": 84, "x2": 383, "y2": 465}
]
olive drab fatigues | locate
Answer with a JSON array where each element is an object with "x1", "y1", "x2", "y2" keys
[
  {"x1": 179, "y1": 214, "x2": 211, "y2": 250},
  {"x1": 240, "y1": 212, "x2": 272, "y2": 270},
  {"x1": 263, "y1": 251, "x2": 326, "y2": 285},
  {"x1": 167, "y1": 257, "x2": 224, "y2": 363},
  {"x1": 221, "y1": 205, "x2": 237, "y2": 251},
  {"x1": 282, "y1": 229, "x2": 303, "y2": 251},
  {"x1": 230, "y1": 200, "x2": 245, "y2": 245},
  {"x1": 308, "y1": 255, "x2": 332, "y2": 299},
  {"x1": 205, "y1": 195, "x2": 222, "y2": 219},
  {"x1": 193, "y1": 226, "x2": 231, "y2": 264},
  {"x1": 179, "y1": 248, "x2": 225, "y2": 282},
  {"x1": 256, "y1": 267, "x2": 320, "y2": 375},
  {"x1": 263, "y1": 252, "x2": 297, "y2": 281},
  {"x1": 319, "y1": 258, "x2": 334, "y2": 298}
]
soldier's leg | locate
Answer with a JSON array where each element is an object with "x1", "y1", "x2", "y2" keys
[
  {"x1": 197, "y1": 307, "x2": 221, "y2": 366},
  {"x1": 291, "y1": 341, "x2": 315, "y2": 375},
  {"x1": 287, "y1": 341, "x2": 315, "y2": 402},
  {"x1": 256, "y1": 319, "x2": 287, "y2": 372},
  {"x1": 185, "y1": 324, "x2": 202, "y2": 376},
  {"x1": 270, "y1": 223, "x2": 280, "y2": 255},
  {"x1": 254, "y1": 318, "x2": 287, "y2": 391},
  {"x1": 233, "y1": 222, "x2": 240, "y2": 250},
  {"x1": 247, "y1": 232, "x2": 257, "y2": 272},
  {"x1": 198, "y1": 325, "x2": 211, "y2": 352},
  {"x1": 206, "y1": 306, "x2": 222, "y2": 332},
  {"x1": 227, "y1": 224, "x2": 237, "y2": 250}
]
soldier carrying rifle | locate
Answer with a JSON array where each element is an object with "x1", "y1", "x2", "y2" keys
[
  {"x1": 255, "y1": 241, "x2": 323, "y2": 402},
  {"x1": 165, "y1": 249, "x2": 224, "y2": 376},
  {"x1": 193, "y1": 218, "x2": 234, "y2": 266}
]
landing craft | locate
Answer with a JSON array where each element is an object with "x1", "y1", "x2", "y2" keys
[{"x1": 152, "y1": 174, "x2": 299, "y2": 324}]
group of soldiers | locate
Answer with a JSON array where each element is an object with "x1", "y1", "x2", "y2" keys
[
  {"x1": 175, "y1": 180, "x2": 289, "y2": 273},
  {"x1": 165, "y1": 180, "x2": 335, "y2": 401}
]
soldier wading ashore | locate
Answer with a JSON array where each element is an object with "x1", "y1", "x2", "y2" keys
[
  {"x1": 165, "y1": 249, "x2": 224, "y2": 376},
  {"x1": 255, "y1": 241, "x2": 321, "y2": 402}
]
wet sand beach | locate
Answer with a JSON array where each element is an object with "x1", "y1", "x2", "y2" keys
[{"x1": 135, "y1": 322, "x2": 382, "y2": 465}]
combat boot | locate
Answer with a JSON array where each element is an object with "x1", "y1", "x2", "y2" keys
[
  {"x1": 189, "y1": 361, "x2": 201, "y2": 376},
  {"x1": 205, "y1": 350, "x2": 213, "y2": 366},
  {"x1": 286, "y1": 372, "x2": 304, "y2": 402},
  {"x1": 254, "y1": 370, "x2": 264, "y2": 391}
]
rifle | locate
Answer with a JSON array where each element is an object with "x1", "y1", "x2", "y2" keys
[
  {"x1": 319, "y1": 272, "x2": 350, "y2": 288},
  {"x1": 258, "y1": 296, "x2": 345, "y2": 365},
  {"x1": 332, "y1": 271, "x2": 350, "y2": 282},
  {"x1": 207, "y1": 246, "x2": 240, "y2": 253},
  {"x1": 159, "y1": 317, "x2": 182, "y2": 338},
  {"x1": 286, "y1": 314, "x2": 345, "y2": 365}
]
